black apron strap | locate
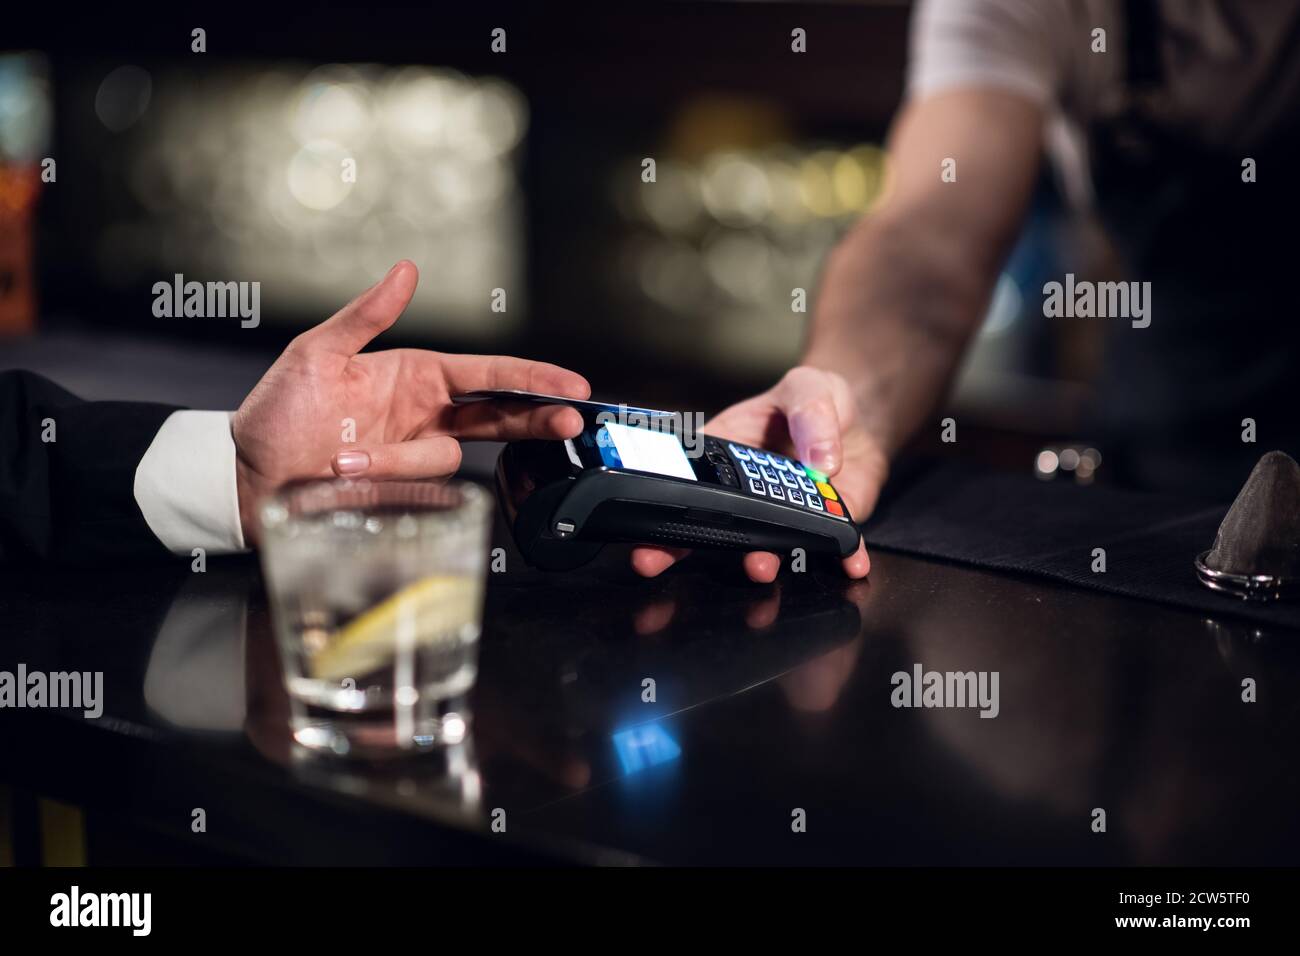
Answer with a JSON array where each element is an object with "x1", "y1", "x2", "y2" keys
[{"x1": 1124, "y1": 0, "x2": 1164, "y2": 89}]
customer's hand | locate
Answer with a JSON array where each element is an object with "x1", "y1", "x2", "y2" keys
[
  {"x1": 233, "y1": 261, "x2": 589, "y2": 544},
  {"x1": 630, "y1": 367, "x2": 884, "y2": 583}
]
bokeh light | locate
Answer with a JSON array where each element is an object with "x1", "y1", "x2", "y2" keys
[
  {"x1": 613, "y1": 138, "x2": 890, "y2": 371},
  {"x1": 95, "y1": 65, "x2": 153, "y2": 133},
  {"x1": 103, "y1": 63, "x2": 527, "y2": 334}
]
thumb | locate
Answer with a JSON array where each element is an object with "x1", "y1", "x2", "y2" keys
[
  {"x1": 298, "y1": 260, "x2": 418, "y2": 357},
  {"x1": 332, "y1": 435, "x2": 462, "y2": 480},
  {"x1": 776, "y1": 368, "x2": 844, "y2": 476}
]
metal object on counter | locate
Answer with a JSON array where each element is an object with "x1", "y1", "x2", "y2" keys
[{"x1": 1195, "y1": 550, "x2": 1297, "y2": 602}]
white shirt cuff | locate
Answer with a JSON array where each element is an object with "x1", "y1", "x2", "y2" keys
[{"x1": 133, "y1": 410, "x2": 248, "y2": 555}]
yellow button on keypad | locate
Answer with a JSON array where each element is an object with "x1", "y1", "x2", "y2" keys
[{"x1": 815, "y1": 482, "x2": 838, "y2": 501}]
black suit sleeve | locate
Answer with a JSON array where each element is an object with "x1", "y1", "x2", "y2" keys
[{"x1": 0, "y1": 370, "x2": 181, "y2": 564}]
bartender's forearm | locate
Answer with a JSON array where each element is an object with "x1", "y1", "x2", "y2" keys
[
  {"x1": 802, "y1": 212, "x2": 993, "y2": 456},
  {"x1": 801, "y1": 89, "x2": 1044, "y2": 456}
]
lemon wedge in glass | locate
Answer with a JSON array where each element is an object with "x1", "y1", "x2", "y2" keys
[{"x1": 308, "y1": 574, "x2": 481, "y2": 682}]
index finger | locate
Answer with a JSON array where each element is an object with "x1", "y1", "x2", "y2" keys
[
  {"x1": 448, "y1": 402, "x2": 586, "y2": 441},
  {"x1": 441, "y1": 354, "x2": 591, "y2": 401}
]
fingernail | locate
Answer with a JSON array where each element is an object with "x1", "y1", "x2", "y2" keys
[
  {"x1": 334, "y1": 450, "x2": 370, "y2": 475},
  {"x1": 807, "y1": 441, "x2": 839, "y2": 473}
]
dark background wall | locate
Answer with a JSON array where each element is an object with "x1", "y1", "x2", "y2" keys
[{"x1": 4, "y1": 3, "x2": 915, "y2": 412}]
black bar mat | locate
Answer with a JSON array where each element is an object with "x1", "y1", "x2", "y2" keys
[{"x1": 861, "y1": 461, "x2": 1300, "y2": 631}]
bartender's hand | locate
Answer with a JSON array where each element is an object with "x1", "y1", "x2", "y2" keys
[
  {"x1": 233, "y1": 261, "x2": 589, "y2": 545},
  {"x1": 631, "y1": 367, "x2": 883, "y2": 583}
]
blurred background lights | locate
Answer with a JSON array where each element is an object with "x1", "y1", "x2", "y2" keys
[
  {"x1": 634, "y1": 238, "x2": 708, "y2": 313},
  {"x1": 765, "y1": 158, "x2": 807, "y2": 225},
  {"x1": 637, "y1": 161, "x2": 703, "y2": 233},
  {"x1": 798, "y1": 150, "x2": 841, "y2": 218},
  {"x1": 1035, "y1": 445, "x2": 1101, "y2": 484},
  {"x1": 700, "y1": 152, "x2": 772, "y2": 227},
  {"x1": 614, "y1": 138, "x2": 891, "y2": 372},
  {"x1": 287, "y1": 139, "x2": 354, "y2": 211},
  {"x1": 457, "y1": 80, "x2": 527, "y2": 158},
  {"x1": 702, "y1": 231, "x2": 776, "y2": 304},
  {"x1": 100, "y1": 63, "x2": 526, "y2": 335},
  {"x1": 0, "y1": 53, "x2": 52, "y2": 163},
  {"x1": 833, "y1": 145, "x2": 885, "y2": 213},
  {"x1": 380, "y1": 68, "x2": 464, "y2": 150},
  {"x1": 95, "y1": 65, "x2": 152, "y2": 132},
  {"x1": 291, "y1": 65, "x2": 372, "y2": 144},
  {"x1": 1035, "y1": 449, "x2": 1060, "y2": 479}
]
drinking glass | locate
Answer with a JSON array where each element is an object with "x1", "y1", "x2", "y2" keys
[{"x1": 258, "y1": 479, "x2": 491, "y2": 757}]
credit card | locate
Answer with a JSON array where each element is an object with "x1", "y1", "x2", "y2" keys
[{"x1": 451, "y1": 389, "x2": 677, "y2": 420}]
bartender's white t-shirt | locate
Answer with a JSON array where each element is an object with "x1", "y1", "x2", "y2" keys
[{"x1": 907, "y1": 0, "x2": 1300, "y2": 202}]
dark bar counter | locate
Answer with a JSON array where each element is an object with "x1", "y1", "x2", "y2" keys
[{"x1": 3, "y1": 482, "x2": 1299, "y2": 866}]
